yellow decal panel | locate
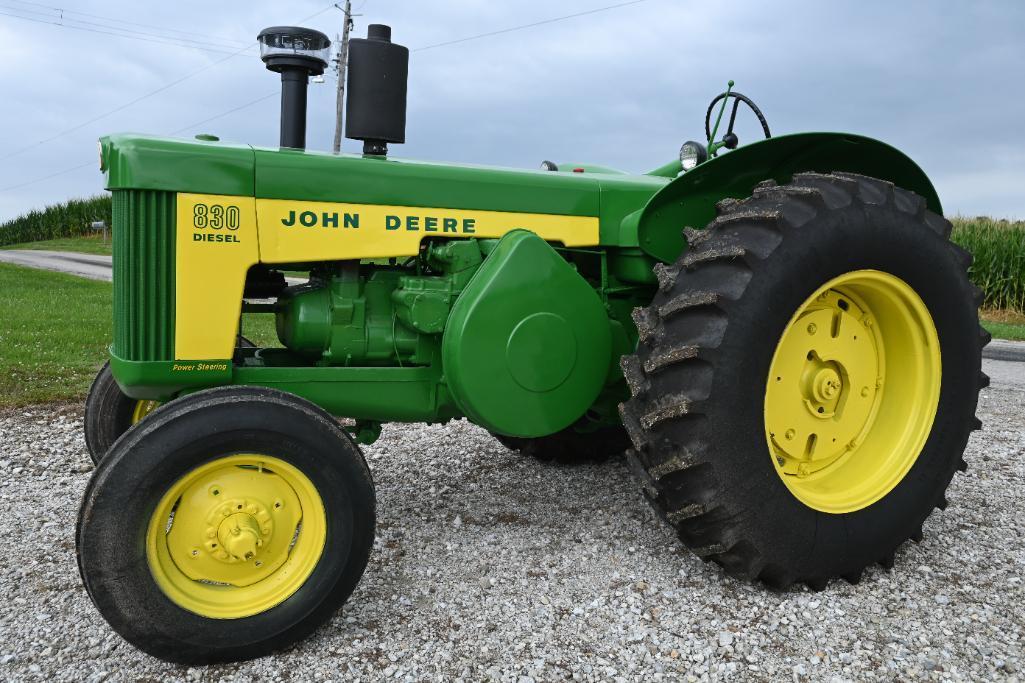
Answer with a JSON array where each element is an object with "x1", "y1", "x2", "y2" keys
[
  {"x1": 175, "y1": 193, "x2": 260, "y2": 361},
  {"x1": 256, "y1": 199, "x2": 599, "y2": 263}
]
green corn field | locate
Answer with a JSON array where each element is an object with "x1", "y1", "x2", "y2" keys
[
  {"x1": 951, "y1": 217, "x2": 1025, "y2": 314},
  {"x1": 0, "y1": 195, "x2": 111, "y2": 247}
]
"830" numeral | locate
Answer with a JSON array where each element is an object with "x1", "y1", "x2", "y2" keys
[{"x1": 193, "y1": 203, "x2": 240, "y2": 230}]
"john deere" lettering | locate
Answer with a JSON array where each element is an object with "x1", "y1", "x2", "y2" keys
[
  {"x1": 279, "y1": 209, "x2": 478, "y2": 234},
  {"x1": 281, "y1": 211, "x2": 360, "y2": 228}
]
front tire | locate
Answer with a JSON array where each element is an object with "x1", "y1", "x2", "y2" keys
[
  {"x1": 83, "y1": 337, "x2": 256, "y2": 464},
  {"x1": 77, "y1": 386, "x2": 376, "y2": 664},
  {"x1": 83, "y1": 362, "x2": 158, "y2": 465},
  {"x1": 620, "y1": 172, "x2": 988, "y2": 589}
]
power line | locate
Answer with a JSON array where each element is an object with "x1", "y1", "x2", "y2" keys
[
  {"x1": 0, "y1": 43, "x2": 251, "y2": 162},
  {"x1": 5, "y1": 0, "x2": 253, "y2": 47},
  {"x1": 413, "y1": 0, "x2": 649, "y2": 51},
  {"x1": 0, "y1": 10, "x2": 249, "y2": 55},
  {"x1": 0, "y1": 0, "x2": 648, "y2": 196},
  {"x1": 169, "y1": 92, "x2": 278, "y2": 136},
  {"x1": 0, "y1": 160, "x2": 95, "y2": 193},
  {"x1": 0, "y1": 3, "x2": 337, "y2": 162},
  {"x1": 0, "y1": 3, "x2": 249, "y2": 50},
  {"x1": 0, "y1": 90, "x2": 280, "y2": 191}
]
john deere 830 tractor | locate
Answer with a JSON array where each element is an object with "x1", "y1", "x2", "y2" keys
[{"x1": 76, "y1": 24, "x2": 988, "y2": 663}]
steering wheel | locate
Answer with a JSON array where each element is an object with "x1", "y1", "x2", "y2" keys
[{"x1": 704, "y1": 91, "x2": 771, "y2": 156}]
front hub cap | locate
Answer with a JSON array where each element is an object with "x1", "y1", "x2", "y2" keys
[
  {"x1": 217, "y1": 511, "x2": 264, "y2": 562},
  {"x1": 146, "y1": 455, "x2": 326, "y2": 618},
  {"x1": 764, "y1": 270, "x2": 941, "y2": 513}
]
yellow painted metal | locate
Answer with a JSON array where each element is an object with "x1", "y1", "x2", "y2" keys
[
  {"x1": 764, "y1": 270, "x2": 941, "y2": 514},
  {"x1": 255, "y1": 197, "x2": 600, "y2": 263},
  {"x1": 174, "y1": 193, "x2": 260, "y2": 362},
  {"x1": 172, "y1": 193, "x2": 598, "y2": 362},
  {"x1": 131, "y1": 400, "x2": 160, "y2": 425},
  {"x1": 146, "y1": 454, "x2": 326, "y2": 619}
]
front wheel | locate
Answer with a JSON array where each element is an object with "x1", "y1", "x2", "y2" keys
[
  {"x1": 83, "y1": 337, "x2": 256, "y2": 464},
  {"x1": 76, "y1": 386, "x2": 376, "y2": 664},
  {"x1": 620, "y1": 172, "x2": 988, "y2": 589},
  {"x1": 83, "y1": 361, "x2": 159, "y2": 464}
]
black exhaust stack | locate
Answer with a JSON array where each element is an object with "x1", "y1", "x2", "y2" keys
[
  {"x1": 257, "y1": 26, "x2": 331, "y2": 150},
  {"x1": 345, "y1": 24, "x2": 409, "y2": 156}
]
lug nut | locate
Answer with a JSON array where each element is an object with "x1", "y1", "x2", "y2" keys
[
  {"x1": 807, "y1": 323, "x2": 817, "y2": 335},
  {"x1": 785, "y1": 429, "x2": 796, "y2": 441}
]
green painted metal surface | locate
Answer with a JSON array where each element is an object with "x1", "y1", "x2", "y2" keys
[
  {"x1": 101, "y1": 135, "x2": 255, "y2": 195},
  {"x1": 232, "y1": 364, "x2": 457, "y2": 423},
  {"x1": 100, "y1": 128, "x2": 943, "y2": 438},
  {"x1": 254, "y1": 147, "x2": 599, "y2": 216},
  {"x1": 276, "y1": 241, "x2": 485, "y2": 366},
  {"x1": 635, "y1": 132, "x2": 942, "y2": 263},
  {"x1": 111, "y1": 190, "x2": 175, "y2": 361},
  {"x1": 442, "y1": 231, "x2": 612, "y2": 437},
  {"x1": 109, "y1": 353, "x2": 229, "y2": 400},
  {"x1": 101, "y1": 134, "x2": 669, "y2": 246}
]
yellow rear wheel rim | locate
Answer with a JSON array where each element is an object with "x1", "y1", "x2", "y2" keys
[
  {"x1": 131, "y1": 400, "x2": 160, "y2": 425},
  {"x1": 764, "y1": 270, "x2": 941, "y2": 513},
  {"x1": 146, "y1": 454, "x2": 327, "y2": 619}
]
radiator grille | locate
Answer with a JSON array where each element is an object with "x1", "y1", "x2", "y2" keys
[{"x1": 111, "y1": 190, "x2": 175, "y2": 361}]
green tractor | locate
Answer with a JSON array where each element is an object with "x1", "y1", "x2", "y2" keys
[{"x1": 77, "y1": 24, "x2": 987, "y2": 663}]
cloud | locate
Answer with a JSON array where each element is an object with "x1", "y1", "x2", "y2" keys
[{"x1": 0, "y1": 0, "x2": 1022, "y2": 220}]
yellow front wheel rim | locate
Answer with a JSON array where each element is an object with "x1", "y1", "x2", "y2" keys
[
  {"x1": 131, "y1": 400, "x2": 160, "y2": 424},
  {"x1": 764, "y1": 270, "x2": 941, "y2": 513},
  {"x1": 146, "y1": 454, "x2": 326, "y2": 619}
]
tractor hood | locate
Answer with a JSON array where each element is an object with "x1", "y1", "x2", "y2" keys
[{"x1": 99, "y1": 134, "x2": 668, "y2": 244}]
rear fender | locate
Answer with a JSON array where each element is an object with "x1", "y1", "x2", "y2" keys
[{"x1": 636, "y1": 132, "x2": 942, "y2": 263}]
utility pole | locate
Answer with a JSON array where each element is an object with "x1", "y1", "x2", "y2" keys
[{"x1": 332, "y1": 0, "x2": 353, "y2": 154}]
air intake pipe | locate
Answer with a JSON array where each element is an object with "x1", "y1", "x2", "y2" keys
[{"x1": 257, "y1": 26, "x2": 332, "y2": 150}]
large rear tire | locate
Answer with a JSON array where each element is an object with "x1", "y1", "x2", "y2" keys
[
  {"x1": 77, "y1": 386, "x2": 376, "y2": 664},
  {"x1": 620, "y1": 172, "x2": 988, "y2": 589}
]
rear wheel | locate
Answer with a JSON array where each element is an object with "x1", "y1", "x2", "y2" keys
[
  {"x1": 76, "y1": 386, "x2": 376, "y2": 663},
  {"x1": 620, "y1": 172, "x2": 988, "y2": 589}
]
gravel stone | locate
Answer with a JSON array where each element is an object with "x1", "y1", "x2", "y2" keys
[{"x1": 0, "y1": 358, "x2": 1022, "y2": 681}]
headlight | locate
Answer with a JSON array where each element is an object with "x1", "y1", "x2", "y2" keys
[{"x1": 679, "y1": 140, "x2": 707, "y2": 171}]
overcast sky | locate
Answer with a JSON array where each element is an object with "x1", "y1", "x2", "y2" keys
[{"x1": 1, "y1": 0, "x2": 1023, "y2": 221}]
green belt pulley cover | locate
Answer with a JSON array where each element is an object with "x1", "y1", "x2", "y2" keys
[{"x1": 441, "y1": 230, "x2": 612, "y2": 437}]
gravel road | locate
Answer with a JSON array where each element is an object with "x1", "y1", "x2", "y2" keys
[{"x1": 1, "y1": 358, "x2": 1022, "y2": 682}]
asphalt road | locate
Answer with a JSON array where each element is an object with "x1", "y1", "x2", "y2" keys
[
  {"x1": 0, "y1": 248, "x2": 309, "y2": 287},
  {"x1": 0, "y1": 249, "x2": 113, "y2": 281}
]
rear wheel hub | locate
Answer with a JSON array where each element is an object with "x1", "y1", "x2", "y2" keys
[{"x1": 765, "y1": 270, "x2": 941, "y2": 513}]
